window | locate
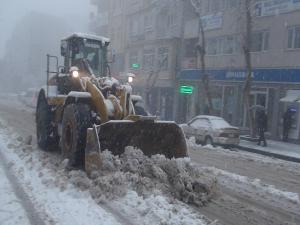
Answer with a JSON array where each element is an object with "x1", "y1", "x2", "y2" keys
[
  {"x1": 288, "y1": 26, "x2": 300, "y2": 49},
  {"x1": 206, "y1": 35, "x2": 238, "y2": 55},
  {"x1": 144, "y1": 11, "x2": 154, "y2": 32},
  {"x1": 143, "y1": 49, "x2": 155, "y2": 70},
  {"x1": 207, "y1": 38, "x2": 220, "y2": 55},
  {"x1": 222, "y1": 36, "x2": 237, "y2": 54},
  {"x1": 226, "y1": 0, "x2": 239, "y2": 9},
  {"x1": 158, "y1": 47, "x2": 169, "y2": 71},
  {"x1": 251, "y1": 31, "x2": 269, "y2": 52},
  {"x1": 129, "y1": 19, "x2": 139, "y2": 36},
  {"x1": 209, "y1": 0, "x2": 225, "y2": 12}
]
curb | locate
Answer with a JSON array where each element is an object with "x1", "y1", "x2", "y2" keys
[{"x1": 236, "y1": 145, "x2": 300, "y2": 163}]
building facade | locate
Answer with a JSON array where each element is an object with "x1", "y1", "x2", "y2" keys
[
  {"x1": 90, "y1": 0, "x2": 300, "y2": 141},
  {"x1": 177, "y1": 0, "x2": 300, "y2": 141},
  {"x1": 90, "y1": 0, "x2": 185, "y2": 120}
]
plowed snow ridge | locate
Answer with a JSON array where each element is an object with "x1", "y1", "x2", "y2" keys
[{"x1": 0, "y1": 118, "x2": 215, "y2": 225}]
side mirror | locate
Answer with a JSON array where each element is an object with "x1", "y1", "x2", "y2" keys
[
  {"x1": 59, "y1": 67, "x2": 66, "y2": 74},
  {"x1": 61, "y1": 40, "x2": 67, "y2": 56}
]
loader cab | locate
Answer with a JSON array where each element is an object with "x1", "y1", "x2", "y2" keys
[{"x1": 61, "y1": 33, "x2": 110, "y2": 77}]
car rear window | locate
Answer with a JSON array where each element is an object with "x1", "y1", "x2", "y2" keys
[{"x1": 210, "y1": 119, "x2": 230, "y2": 129}]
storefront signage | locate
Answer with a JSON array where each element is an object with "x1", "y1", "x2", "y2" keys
[
  {"x1": 179, "y1": 68, "x2": 300, "y2": 83},
  {"x1": 255, "y1": 0, "x2": 300, "y2": 17},
  {"x1": 180, "y1": 86, "x2": 194, "y2": 94},
  {"x1": 225, "y1": 71, "x2": 254, "y2": 79},
  {"x1": 131, "y1": 63, "x2": 140, "y2": 69},
  {"x1": 201, "y1": 12, "x2": 223, "y2": 31}
]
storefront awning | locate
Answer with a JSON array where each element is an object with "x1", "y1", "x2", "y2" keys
[{"x1": 280, "y1": 90, "x2": 300, "y2": 103}]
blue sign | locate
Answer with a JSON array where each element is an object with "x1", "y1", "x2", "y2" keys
[{"x1": 179, "y1": 69, "x2": 300, "y2": 83}]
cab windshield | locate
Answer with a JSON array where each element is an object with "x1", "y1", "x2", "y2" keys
[{"x1": 72, "y1": 39, "x2": 107, "y2": 76}]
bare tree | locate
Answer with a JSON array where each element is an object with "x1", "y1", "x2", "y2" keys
[
  {"x1": 190, "y1": 0, "x2": 213, "y2": 114},
  {"x1": 240, "y1": 0, "x2": 256, "y2": 137}
]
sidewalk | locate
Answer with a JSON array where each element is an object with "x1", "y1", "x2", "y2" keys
[{"x1": 238, "y1": 139, "x2": 300, "y2": 163}]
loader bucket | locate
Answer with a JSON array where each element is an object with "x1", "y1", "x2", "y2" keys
[{"x1": 85, "y1": 120, "x2": 188, "y2": 175}]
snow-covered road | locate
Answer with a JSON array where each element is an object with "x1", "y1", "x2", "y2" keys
[
  {"x1": 0, "y1": 95, "x2": 212, "y2": 225},
  {"x1": 0, "y1": 94, "x2": 299, "y2": 225}
]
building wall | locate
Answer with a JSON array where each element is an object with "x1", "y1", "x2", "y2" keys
[
  {"x1": 178, "y1": 0, "x2": 300, "y2": 141},
  {"x1": 90, "y1": 0, "x2": 185, "y2": 120}
]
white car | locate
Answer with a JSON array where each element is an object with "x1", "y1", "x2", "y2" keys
[{"x1": 181, "y1": 115, "x2": 240, "y2": 146}]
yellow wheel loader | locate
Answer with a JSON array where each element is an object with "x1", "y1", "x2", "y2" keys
[{"x1": 36, "y1": 33, "x2": 187, "y2": 173}]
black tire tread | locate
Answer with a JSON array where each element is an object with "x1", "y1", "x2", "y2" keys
[
  {"x1": 36, "y1": 93, "x2": 57, "y2": 150},
  {"x1": 61, "y1": 103, "x2": 91, "y2": 167}
]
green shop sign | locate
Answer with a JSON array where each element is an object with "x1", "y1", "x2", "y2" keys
[{"x1": 179, "y1": 85, "x2": 194, "y2": 94}]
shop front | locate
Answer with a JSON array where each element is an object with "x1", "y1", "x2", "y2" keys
[{"x1": 177, "y1": 68, "x2": 300, "y2": 141}]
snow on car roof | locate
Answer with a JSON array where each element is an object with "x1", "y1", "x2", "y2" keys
[
  {"x1": 63, "y1": 33, "x2": 110, "y2": 44},
  {"x1": 194, "y1": 115, "x2": 223, "y2": 120}
]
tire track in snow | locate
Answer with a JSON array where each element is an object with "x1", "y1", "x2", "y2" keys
[{"x1": 0, "y1": 150, "x2": 47, "y2": 225}]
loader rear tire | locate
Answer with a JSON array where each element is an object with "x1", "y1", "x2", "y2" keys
[
  {"x1": 36, "y1": 94, "x2": 57, "y2": 151},
  {"x1": 61, "y1": 103, "x2": 91, "y2": 168}
]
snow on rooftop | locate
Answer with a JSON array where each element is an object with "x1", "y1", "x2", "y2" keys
[{"x1": 63, "y1": 33, "x2": 110, "y2": 44}]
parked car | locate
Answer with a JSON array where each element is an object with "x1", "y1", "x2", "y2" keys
[{"x1": 180, "y1": 115, "x2": 240, "y2": 147}]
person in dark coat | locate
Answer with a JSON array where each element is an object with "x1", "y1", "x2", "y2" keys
[
  {"x1": 282, "y1": 108, "x2": 294, "y2": 142},
  {"x1": 256, "y1": 110, "x2": 268, "y2": 147}
]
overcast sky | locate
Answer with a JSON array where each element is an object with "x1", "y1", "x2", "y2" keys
[{"x1": 0, "y1": 0, "x2": 91, "y2": 58}]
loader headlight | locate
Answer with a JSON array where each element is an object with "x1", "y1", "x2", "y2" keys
[
  {"x1": 127, "y1": 73, "x2": 136, "y2": 83},
  {"x1": 72, "y1": 70, "x2": 79, "y2": 78},
  {"x1": 128, "y1": 76, "x2": 134, "y2": 83}
]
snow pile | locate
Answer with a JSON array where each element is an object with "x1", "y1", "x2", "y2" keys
[
  {"x1": 71, "y1": 147, "x2": 217, "y2": 206},
  {"x1": 0, "y1": 118, "x2": 216, "y2": 225}
]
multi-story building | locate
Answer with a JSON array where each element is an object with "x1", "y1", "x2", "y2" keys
[
  {"x1": 90, "y1": 0, "x2": 185, "y2": 120},
  {"x1": 124, "y1": 0, "x2": 185, "y2": 120},
  {"x1": 90, "y1": 0, "x2": 300, "y2": 141},
  {"x1": 177, "y1": 0, "x2": 300, "y2": 141},
  {"x1": 90, "y1": 0, "x2": 127, "y2": 75}
]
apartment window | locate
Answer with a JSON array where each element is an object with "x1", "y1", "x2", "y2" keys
[
  {"x1": 144, "y1": 10, "x2": 155, "y2": 32},
  {"x1": 143, "y1": 49, "x2": 155, "y2": 70},
  {"x1": 167, "y1": 12, "x2": 177, "y2": 27},
  {"x1": 223, "y1": 36, "x2": 237, "y2": 54},
  {"x1": 211, "y1": 0, "x2": 221, "y2": 12},
  {"x1": 288, "y1": 26, "x2": 300, "y2": 49},
  {"x1": 226, "y1": 0, "x2": 239, "y2": 9},
  {"x1": 251, "y1": 31, "x2": 269, "y2": 52},
  {"x1": 129, "y1": 19, "x2": 139, "y2": 36},
  {"x1": 209, "y1": 0, "x2": 225, "y2": 12},
  {"x1": 206, "y1": 35, "x2": 238, "y2": 55},
  {"x1": 207, "y1": 38, "x2": 219, "y2": 55},
  {"x1": 158, "y1": 47, "x2": 169, "y2": 71}
]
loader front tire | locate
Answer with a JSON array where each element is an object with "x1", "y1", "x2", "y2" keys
[
  {"x1": 36, "y1": 94, "x2": 57, "y2": 150},
  {"x1": 61, "y1": 103, "x2": 91, "y2": 168}
]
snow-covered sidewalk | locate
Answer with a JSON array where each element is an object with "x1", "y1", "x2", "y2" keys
[{"x1": 239, "y1": 139, "x2": 300, "y2": 162}]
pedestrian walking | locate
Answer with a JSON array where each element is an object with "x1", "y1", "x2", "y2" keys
[
  {"x1": 282, "y1": 108, "x2": 295, "y2": 142},
  {"x1": 256, "y1": 109, "x2": 268, "y2": 147}
]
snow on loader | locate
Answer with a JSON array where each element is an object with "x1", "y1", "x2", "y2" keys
[{"x1": 36, "y1": 33, "x2": 187, "y2": 174}]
